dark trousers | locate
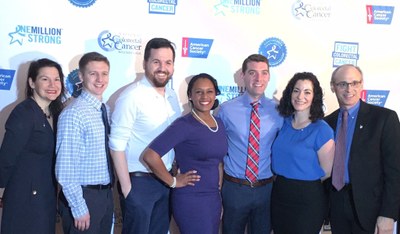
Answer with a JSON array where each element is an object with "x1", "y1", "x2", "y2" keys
[
  {"x1": 330, "y1": 186, "x2": 372, "y2": 234},
  {"x1": 221, "y1": 179, "x2": 272, "y2": 234},
  {"x1": 58, "y1": 188, "x2": 114, "y2": 234},
  {"x1": 122, "y1": 175, "x2": 170, "y2": 234}
]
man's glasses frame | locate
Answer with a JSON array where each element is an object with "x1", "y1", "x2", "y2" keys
[{"x1": 333, "y1": 80, "x2": 363, "y2": 89}]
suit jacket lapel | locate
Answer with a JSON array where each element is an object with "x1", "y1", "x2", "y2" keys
[{"x1": 349, "y1": 100, "x2": 369, "y2": 159}]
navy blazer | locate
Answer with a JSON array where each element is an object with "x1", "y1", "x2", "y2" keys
[
  {"x1": 0, "y1": 98, "x2": 57, "y2": 233},
  {"x1": 325, "y1": 100, "x2": 400, "y2": 231}
]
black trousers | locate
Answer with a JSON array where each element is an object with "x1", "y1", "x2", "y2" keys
[
  {"x1": 58, "y1": 188, "x2": 114, "y2": 234},
  {"x1": 330, "y1": 185, "x2": 371, "y2": 234}
]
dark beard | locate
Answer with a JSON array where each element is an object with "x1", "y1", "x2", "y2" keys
[
  {"x1": 153, "y1": 77, "x2": 171, "y2": 87},
  {"x1": 146, "y1": 71, "x2": 172, "y2": 88}
]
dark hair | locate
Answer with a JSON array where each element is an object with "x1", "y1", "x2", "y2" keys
[
  {"x1": 26, "y1": 58, "x2": 66, "y2": 117},
  {"x1": 79, "y1": 51, "x2": 110, "y2": 73},
  {"x1": 277, "y1": 72, "x2": 324, "y2": 122},
  {"x1": 187, "y1": 73, "x2": 221, "y2": 110},
  {"x1": 242, "y1": 54, "x2": 269, "y2": 73},
  {"x1": 144, "y1": 38, "x2": 176, "y2": 62}
]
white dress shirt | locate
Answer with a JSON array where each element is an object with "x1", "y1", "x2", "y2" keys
[{"x1": 109, "y1": 77, "x2": 181, "y2": 172}]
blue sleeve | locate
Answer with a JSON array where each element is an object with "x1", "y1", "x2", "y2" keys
[{"x1": 315, "y1": 120, "x2": 334, "y2": 151}]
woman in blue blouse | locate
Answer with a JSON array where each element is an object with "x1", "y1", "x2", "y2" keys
[{"x1": 271, "y1": 72, "x2": 335, "y2": 234}]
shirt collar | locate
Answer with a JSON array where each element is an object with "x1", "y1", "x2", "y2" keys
[
  {"x1": 242, "y1": 91, "x2": 266, "y2": 107},
  {"x1": 142, "y1": 76, "x2": 174, "y2": 99},
  {"x1": 341, "y1": 100, "x2": 360, "y2": 119},
  {"x1": 80, "y1": 89, "x2": 103, "y2": 110}
]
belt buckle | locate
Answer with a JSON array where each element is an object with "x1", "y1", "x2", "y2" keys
[{"x1": 249, "y1": 181, "x2": 255, "y2": 188}]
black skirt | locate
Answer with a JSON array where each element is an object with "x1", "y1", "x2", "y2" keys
[{"x1": 271, "y1": 175, "x2": 328, "y2": 234}]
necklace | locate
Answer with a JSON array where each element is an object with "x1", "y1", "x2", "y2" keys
[
  {"x1": 191, "y1": 109, "x2": 218, "y2": 133},
  {"x1": 31, "y1": 97, "x2": 51, "y2": 119}
]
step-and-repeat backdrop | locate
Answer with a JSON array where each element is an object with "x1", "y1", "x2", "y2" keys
[{"x1": 0, "y1": 0, "x2": 399, "y2": 233}]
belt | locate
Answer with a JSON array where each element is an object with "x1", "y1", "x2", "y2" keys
[
  {"x1": 223, "y1": 172, "x2": 274, "y2": 188},
  {"x1": 129, "y1": 171, "x2": 155, "y2": 177},
  {"x1": 82, "y1": 184, "x2": 112, "y2": 190}
]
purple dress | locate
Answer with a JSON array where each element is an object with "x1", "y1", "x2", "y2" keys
[{"x1": 149, "y1": 113, "x2": 228, "y2": 234}]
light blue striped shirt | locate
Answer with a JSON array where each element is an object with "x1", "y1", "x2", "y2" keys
[{"x1": 55, "y1": 90, "x2": 111, "y2": 218}]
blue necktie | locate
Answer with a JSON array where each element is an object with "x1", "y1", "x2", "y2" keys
[{"x1": 101, "y1": 104, "x2": 114, "y2": 186}]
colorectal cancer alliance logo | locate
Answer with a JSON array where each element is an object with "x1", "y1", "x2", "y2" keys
[
  {"x1": 68, "y1": 0, "x2": 96, "y2": 7},
  {"x1": 98, "y1": 31, "x2": 142, "y2": 55},
  {"x1": 292, "y1": 1, "x2": 332, "y2": 20},
  {"x1": 258, "y1": 37, "x2": 287, "y2": 67},
  {"x1": 148, "y1": 0, "x2": 178, "y2": 15},
  {"x1": 331, "y1": 41, "x2": 359, "y2": 67},
  {"x1": 66, "y1": 69, "x2": 83, "y2": 98}
]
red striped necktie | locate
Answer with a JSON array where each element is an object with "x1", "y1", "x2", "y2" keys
[{"x1": 245, "y1": 102, "x2": 260, "y2": 183}]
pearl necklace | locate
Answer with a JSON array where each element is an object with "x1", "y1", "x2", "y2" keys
[{"x1": 191, "y1": 110, "x2": 219, "y2": 133}]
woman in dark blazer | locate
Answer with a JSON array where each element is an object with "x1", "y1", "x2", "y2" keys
[{"x1": 0, "y1": 58, "x2": 65, "y2": 233}]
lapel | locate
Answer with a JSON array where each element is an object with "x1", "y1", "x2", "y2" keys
[{"x1": 349, "y1": 100, "x2": 370, "y2": 155}]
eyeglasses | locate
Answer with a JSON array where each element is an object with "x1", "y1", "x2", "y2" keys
[{"x1": 334, "y1": 80, "x2": 363, "y2": 89}]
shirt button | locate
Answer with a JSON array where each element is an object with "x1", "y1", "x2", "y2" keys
[{"x1": 32, "y1": 190, "x2": 37, "y2": 195}]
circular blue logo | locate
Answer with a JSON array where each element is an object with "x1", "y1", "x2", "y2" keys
[
  {"x1": 98, "y1": 30, "x2": 117, "y2": 52},
  {"x1": 66, "y1": 69, "x2": 82, "y2": 98},
  {"x1": 68, "y1": 0, "x2": 96, "y2": 8},
  {"x1": 259, "y1": 37, "x2": 287, "y2": 67}
]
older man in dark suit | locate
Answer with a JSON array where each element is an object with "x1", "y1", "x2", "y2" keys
[{"x1": 325, "y1": 64, "x2": 400, "y2": 234}]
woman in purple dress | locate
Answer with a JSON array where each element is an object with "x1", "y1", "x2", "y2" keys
[{"x1": 143, "y1": 73, "x2": 228, "y2": 234}]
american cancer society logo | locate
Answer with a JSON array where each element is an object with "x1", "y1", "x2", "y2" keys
[
  {"x1": 8, "y1": 25, "x2": 63, "y2": 46},
  {"x1": 182, "y1": 38, "x2": 213, "y2": 59},
  {"x1": 361, "y1": 90, "x2": 389, "y2": 107},
  {"x1": 332, "y1": 41, "x2": 359, "y2": 67},
  {"x1": 0, "y1": 69, "x2": 16, "y2": 91},
  {"x1": 148, "y1": 0, "x2": 178, "y2": 15},
  {"x1": 366, "y1": 5, "x2": 394, "y2": 25}
]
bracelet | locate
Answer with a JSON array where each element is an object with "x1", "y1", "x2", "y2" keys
[{"x1": 170, "y1": 177, "x2": 176, "y2": 188}]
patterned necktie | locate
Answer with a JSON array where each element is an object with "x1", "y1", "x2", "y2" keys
[
  {"x1": 101, "y1": 104, "x2": 114, "y2": 186},
  {"x1": 332, "y1": 110, "x2": 348, "y2": 190},
  {"x1": 245, "y1": 102, "x2": 260, "y2": 183}
]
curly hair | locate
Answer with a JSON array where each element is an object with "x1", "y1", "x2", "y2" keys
[{"x1": 277, "y1": 72, "x2": 324, "y2": 122}]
